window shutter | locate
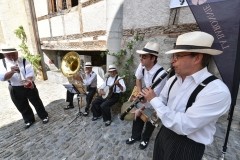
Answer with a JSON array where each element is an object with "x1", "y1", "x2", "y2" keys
[
  {"x1": 57, "y1": 0, "x2": 62, "y2": 11},
  {"x1": 67, "y1": 0, "x2": 72, "y2": 8},
  {"x1": 48, "y1": 0, "x2": 54, "y2": 13}
]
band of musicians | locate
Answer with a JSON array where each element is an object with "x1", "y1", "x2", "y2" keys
[{"x1": 0, "y1": 31, "x2": 231, "y2": 160}]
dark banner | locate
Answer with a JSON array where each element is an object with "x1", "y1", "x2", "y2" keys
[{"x1": 186, "y1": 0, "x2": 240, "y2": 99}]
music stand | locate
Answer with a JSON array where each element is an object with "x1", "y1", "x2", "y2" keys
[{"x1": 63, "y1": 84, "x2": 87, "y2": 125}]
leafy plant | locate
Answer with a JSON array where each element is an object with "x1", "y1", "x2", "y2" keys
[
  {"x1": 101, "y1": 32, "x2": 144, "y2": 103},
  {"x1": 14, "y1": 26, "x2": 42, "y2": 75}
]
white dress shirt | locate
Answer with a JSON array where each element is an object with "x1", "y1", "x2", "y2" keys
[
  {"x1": 150, "y1": 67, "x2": 231, "y2": 145},
  {"x1": 135, "y1": 63, "x2": 167, "y2": 108},
  {"x1": 0, "y1": 57, "x2": 35, "y2": 86},
  {"x1": 100, "y1": 75, "x2": 126, "y2": 93},
  {"x1": 83, "y1": 71, "x2": 97, "y2": 88}
]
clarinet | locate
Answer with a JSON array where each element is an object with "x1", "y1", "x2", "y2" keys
[{"x1": 120, "y1": 66, "x2": 174, "y2": 121}]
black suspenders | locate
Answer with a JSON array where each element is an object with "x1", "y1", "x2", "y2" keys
[
  {"x1": 185, "y1": 75, "x2": 217, "y2": 111},
  {"x1": 2, "y1": 58, "x2": 26, "y2": 84},
  {"x1": 167, "y1": 75, "x2": 218, "y2": 111},
  {"x1": 142, "y1": 67, "x2": 164, "y2": 83}
]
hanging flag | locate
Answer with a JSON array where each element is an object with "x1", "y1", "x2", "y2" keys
[{"x1": 186, "y1": 0, "x2": 240, "y2": 99}]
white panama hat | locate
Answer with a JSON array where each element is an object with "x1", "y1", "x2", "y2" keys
[
  {"x1": 165, "y1": 31, "x2": 222, "y2": 55},
  {"x1": 85, "y1": 62, "x2": 92, "y2": 67},
  {"x1": 0, "y1": 44, "x2": 17, "y2": 54},
  {"x1": 108, "y1": 64, "x2": 117, "y2": 71},
  {"x1": 136, "y1": 42, "x2": 160, "y2": 57}
]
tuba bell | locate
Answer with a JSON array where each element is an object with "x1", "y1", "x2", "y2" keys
[{"x1": 61, "y1": 51, "x2": 86, "y2": 85}]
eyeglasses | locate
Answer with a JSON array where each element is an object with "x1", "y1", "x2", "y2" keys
[
  {"x1": 139, "y1": 54, "x2": 149, "y2": 59},
  {"x1": 171, "y1": 54, "x2": 192, "y2": 61}
]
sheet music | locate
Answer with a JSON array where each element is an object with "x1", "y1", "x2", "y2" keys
[{"x1": 63, "y1": 84, "x2": 78, "y2": 94}]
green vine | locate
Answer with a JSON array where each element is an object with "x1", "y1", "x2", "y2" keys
[
  {"x1": 101, "y1": 32, "x2": 144, "y2": 103},
  {"x1": 14, "y1": 26, "x2": 42, "y2": 75}
]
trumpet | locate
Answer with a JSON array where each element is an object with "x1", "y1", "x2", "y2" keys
[{"x1": 120, "y1": 67, "x2": 174, "y2": 121}]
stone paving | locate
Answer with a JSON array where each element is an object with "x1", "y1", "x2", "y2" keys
[{"x1": 0, "y1": 80, "x2": 240, "y2": 160}]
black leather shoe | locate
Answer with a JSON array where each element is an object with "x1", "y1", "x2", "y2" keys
[
  {"x1": 126, "y1": 138, "x2": 140, "y2": 145},
  {"x1": 139, "y1": 140, "x2": 149, "y2": 150},
  {"x1": 105, "y1": 120, "x2": 112, "y2": 126},
  {"x1": 83, "y1": 111, "x2": 89, "y2": 116},
  {"x1": 64, "y1": 105, "x2": 74, "y2": 110},
  {"x1": 25, "y1": 121, "x2": 34, "y2": 129},
  {"x1": 92, "y1": 116, "x2": 102, "y2": 121},
  {"x1": 42, "y1": 117, "x2": 49, "y2": 124}
]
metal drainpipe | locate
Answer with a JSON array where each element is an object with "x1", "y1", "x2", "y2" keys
[{"x1": 28, "y1": 0, "x2": 47, "y2": 80}]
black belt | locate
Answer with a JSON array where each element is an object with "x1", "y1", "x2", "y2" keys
[{"x1": 89, "y1": 87, "x2": 97, "y2": 89}]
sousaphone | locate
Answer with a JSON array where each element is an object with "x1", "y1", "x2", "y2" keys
[
  {"x1": 61, "y1": 51, "x2": 81, "y2": 77},
  {"x1": 61, "y1": 51, "x2": 86, "y2": 94}
]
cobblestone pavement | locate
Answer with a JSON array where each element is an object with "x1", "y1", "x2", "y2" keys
[{"x1": 0, "y1": 80, "x2": 240, "y2": 160}]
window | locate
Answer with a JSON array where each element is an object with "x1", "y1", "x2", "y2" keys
[
  {"x1": 49, "y1": 0, "x2": 57, "y2": 13},
  {"x1": 62, "y1": 0, "x2": 67, "y2": 10},
  {"x1": 71, "y1": 0, "x2": 78, "y2": 7},
  {"x1": 48, "y1": 0, "x2": 78, "y2": 13}
]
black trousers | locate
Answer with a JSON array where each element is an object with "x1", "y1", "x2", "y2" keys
[
  {"x1": 66, "y1": 90, "x2": 75, "y2": 103},
  {"x1": 153, "y1": 125, "x2": 205, "y2": 160},
  {"x1": 66, "y1": 87, "x2": 96, "y2": 112},
  {"x1": 8, "y1": 84, "x2": 48, "y2": 124},
  {"x1": 91, "y1": 93, "x2": 119, "y2": 121},
  {"x1": 131, "y1": 117, "x2": 155, "y2": 141},
  {"x1": 85, "y1": 87, "x2": 96, "y2": 112}
]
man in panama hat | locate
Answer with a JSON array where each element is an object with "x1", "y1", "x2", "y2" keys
[
  {"x1": 140, "y1": 31, "x2": 231, "y2": 160},
  {"x1": 65, "y1": 62, "x2": 97, "y2": 117},
  {"x1": 91, "y1": 64, "x2": 126, "y2": 126},
  {"x1": 0, "y1": 44, "x2": 49, "y2": 129},
  {"x1": 125, "y1": 42, "x2": 167, "y2": 150}
]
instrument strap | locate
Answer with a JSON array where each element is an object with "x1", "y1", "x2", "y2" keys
[
  {"x1": 113, "y1": 75, "x2": 119, "y2": 93},
  {"x1": 185, "y1": 75, "x2": 217, "y2": 112},
  {"x1": 142, "y1": 67, "x2": 164, "y2": 83},
  {"x1": 2, "y1": 58, "x2": 26, "y2": 84}
]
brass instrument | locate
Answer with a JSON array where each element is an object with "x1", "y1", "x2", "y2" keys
[{"x1": 60, "y1": 51, "x2": 86, "y2": 85}]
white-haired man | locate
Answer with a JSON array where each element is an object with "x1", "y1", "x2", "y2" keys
[{"x1": 0, "y1": 45, "x2": 49, "y2": 129}]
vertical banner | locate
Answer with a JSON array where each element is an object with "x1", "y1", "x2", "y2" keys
[{"x1": 186, "y1": 0, "x2": 240, "y2": 96}]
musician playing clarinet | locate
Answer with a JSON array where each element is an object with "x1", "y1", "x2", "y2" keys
[
  {"x1": 91, "y1": 64, "x2": 126, "y2": 126},
  {"x1": 140, "y1": 31, "x2": 231, "y2": 160},
  {"x1": 125, "y1": 42, "x2": 167, "y2": 150}
]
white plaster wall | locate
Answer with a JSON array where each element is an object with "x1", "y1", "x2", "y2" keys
[
  {"x1": 82, "y1": 1, "x2": 106, "y2": 32},
  {"x1": 64, "y1": 11, "x2": 80, "y2": 35},
  {"x1": 0, "y1": 0, "x2": 33, "y2": 53},
  {"x1": 123, "y1": 0, "x2": 170, "y2": 29},
  {"x1": 33, "y1": 0, "x2": 48, "y2": 18},
  {"x1": 178, "y1": 7, "x2": 196, "y2": 24},
  {"x1": 37, "y1": 19, "x2": 51, "y2": 38},
  {"x1": 51, "y1": 16, "x2": 64, "y2": 36}
]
